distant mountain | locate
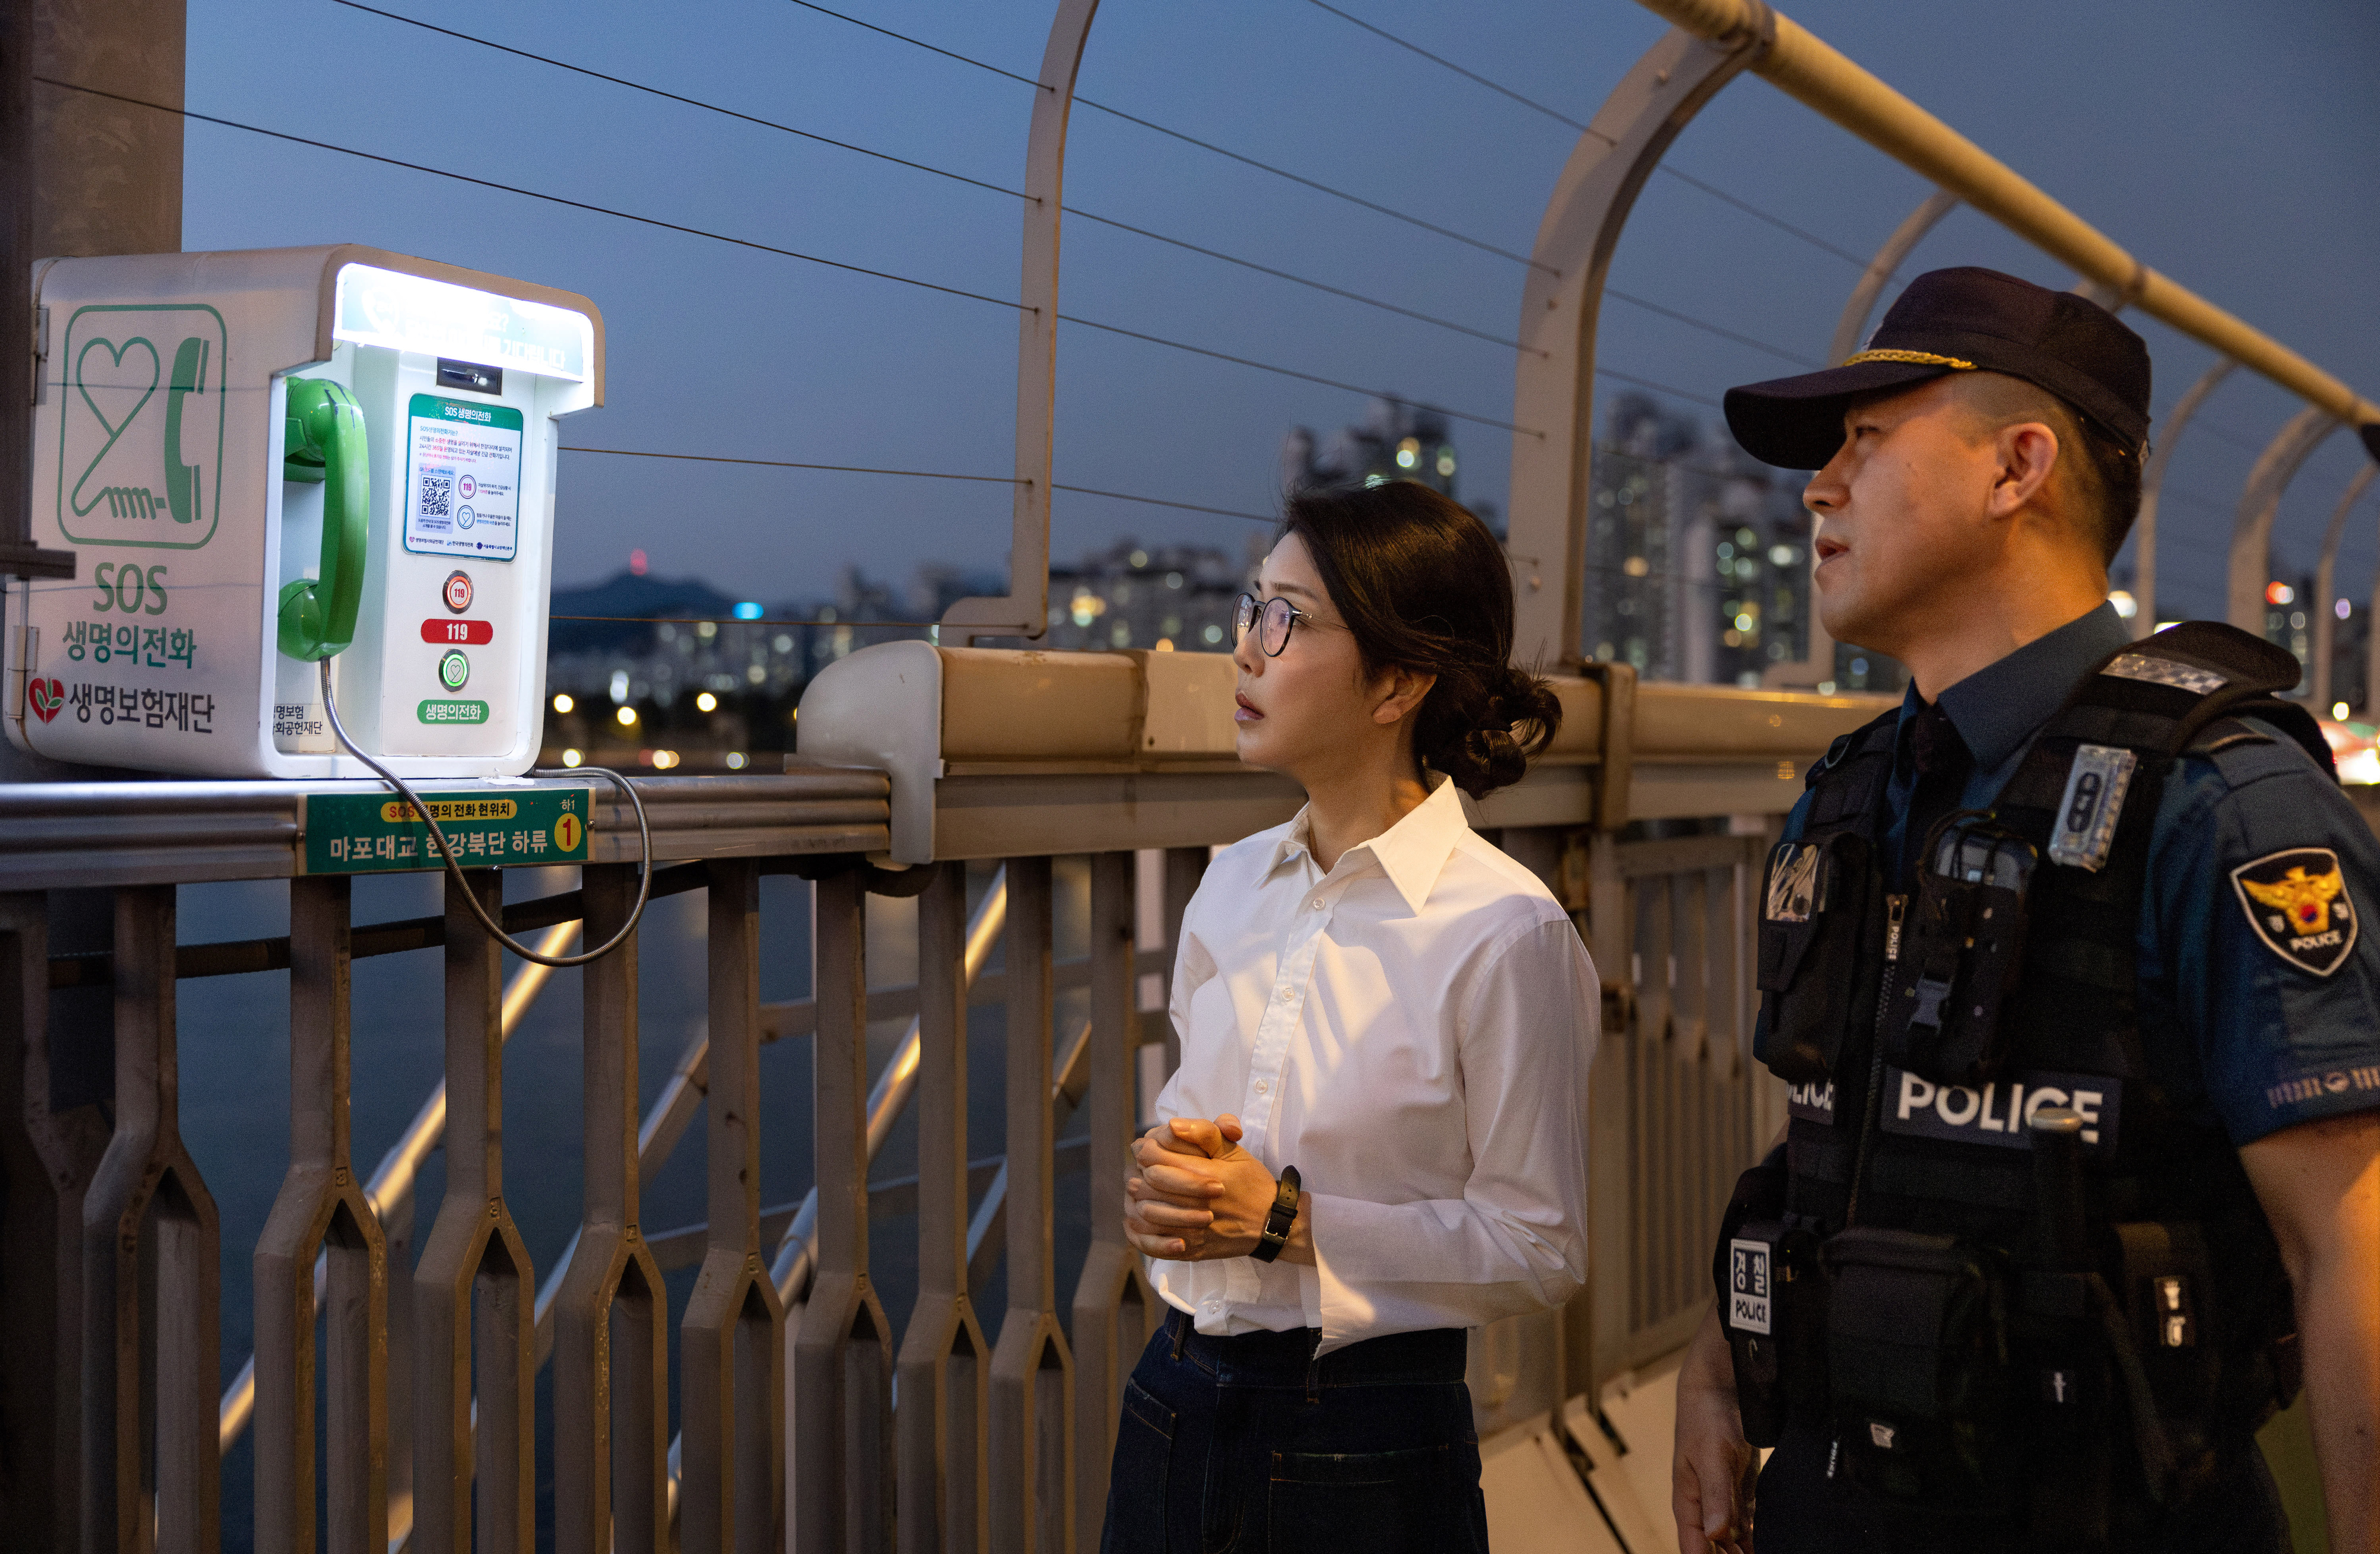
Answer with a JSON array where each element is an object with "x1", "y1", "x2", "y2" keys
[{"x1": 546, "y1": 571, "x2": 743, "y2": 656}]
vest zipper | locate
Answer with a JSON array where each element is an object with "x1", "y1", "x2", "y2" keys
[{"x1": 1843, "y1": 892, "x2": 1906, "y2": 1227}]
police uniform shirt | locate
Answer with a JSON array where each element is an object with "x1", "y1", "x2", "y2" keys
[{"x1": 1786, "y1": 601, "x2": 2380, "y2": 1146}]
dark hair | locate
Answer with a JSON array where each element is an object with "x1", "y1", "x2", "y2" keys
[
  {"x1": 1957, "y1": 373, "x2": 2143, "y2": 563},
  {"x1": 1277, "y1": 481, "x2": 1561, "y2": 798}
]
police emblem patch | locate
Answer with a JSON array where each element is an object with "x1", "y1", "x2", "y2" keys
[{"x1": 2231, "y1": 847, "x2": 2357, "y2": 976}]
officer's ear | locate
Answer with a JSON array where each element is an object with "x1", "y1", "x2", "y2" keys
[{"x1": 1985, "y1": 418, "x2": 2062, "y2": 524}]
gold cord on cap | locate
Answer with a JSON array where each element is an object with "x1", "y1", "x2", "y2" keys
[{"x1": 1840, "y1": 347, "x2": 1978, "y2": 370}]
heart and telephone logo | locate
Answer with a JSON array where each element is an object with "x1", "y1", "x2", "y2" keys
[
  {"x1": 55, "y1": 304, "x2": 226, "y2": 549},
  {"x1": 27, "y1": 678, "x2": 64, "y2": 723}
]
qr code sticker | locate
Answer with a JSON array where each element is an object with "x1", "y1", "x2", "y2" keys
[{"x1": 416, "y1": 467, "x2": 454, "y2": 524}]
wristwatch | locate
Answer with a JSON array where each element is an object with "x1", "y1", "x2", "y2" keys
[{"x1": 1251, "y1": 1165, "x2": 1301, "y2": 1263}]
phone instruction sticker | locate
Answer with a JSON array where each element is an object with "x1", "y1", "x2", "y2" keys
[{"x1": 403, "y1": 393, "x2": 523, "y2": 561}]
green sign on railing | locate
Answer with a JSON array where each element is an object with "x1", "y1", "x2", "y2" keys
[{"x1": 303, "y1": 787, "x2": 590, "y2": 874}]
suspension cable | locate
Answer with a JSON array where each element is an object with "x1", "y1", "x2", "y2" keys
[
  {"x1": 39, "y1": 76, "x2": 1537, "y2": 433},
  {"x1": 1299, "y1": 0, "x2": 1883, "y2": 272},
  {"x1": 321, "y1": 4, "x2": 1811, "y2": 368}
]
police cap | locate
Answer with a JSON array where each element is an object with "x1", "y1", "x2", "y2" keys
[{"x1": 1724, "y1": 266, "x2": 2153, "y2": 470}]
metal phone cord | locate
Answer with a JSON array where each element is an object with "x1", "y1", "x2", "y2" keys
[{"x1": 318, "y1": 657, "x2": 653, "y2": 966}]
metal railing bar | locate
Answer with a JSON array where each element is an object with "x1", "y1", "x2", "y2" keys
[
  {"x1": 756, "y1": 941, "x2": 1173, "y2": 1041},
  {"x1": 965, "y1": 1016, "x2": 1098, "y2": 1293},
  {"x1": 53, "y1": 861, "x2": 710, "y2": 990},
  {"x1": 765, "y1": 867, "x2": 1011, "y2": 1305},
  {"x1": 218, "y1": 918, "x2": 581, "y2": 1453},
  {"x1": 640, "y1": 1139, "x2": 1095, "y2": 1274},
  {"x1": 378, "y1": 862, "x2": 1012, "y2": 1539}
]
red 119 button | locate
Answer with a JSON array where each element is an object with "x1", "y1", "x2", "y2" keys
[{"x1": 421, "y1": 619, "x2": 493, "y2": 644}]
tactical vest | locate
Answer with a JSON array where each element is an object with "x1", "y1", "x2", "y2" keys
[{"x1": 1725, "y1": 623, "x2": 2324, "y2": 1546}]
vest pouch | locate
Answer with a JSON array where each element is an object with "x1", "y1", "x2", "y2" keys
[
  {"x1": 2114, "y1": 1223, "x2": 2222, "y2": 1445},
  {"x1": 1884, "y1": 817, "x2": 2035, "y2": 1087},
  {"x1": 1755, "y1": 832, "x2": 1874, "y2": 1083},
  {"x1": 1823, "y1": 1227, "x2": 2019, "y2": 1514},
  {"x1": 1714, "y1": 1149, "x2": 1824, "y2": 1448}
]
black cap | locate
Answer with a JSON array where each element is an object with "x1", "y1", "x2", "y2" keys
[{"x1": 1724, "y1": 267, "x2": 2153, "y2": 470}]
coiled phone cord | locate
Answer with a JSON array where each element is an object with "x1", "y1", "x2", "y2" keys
[{"x1": 319, "y1": 658, "x2": 653, "y2": 967}]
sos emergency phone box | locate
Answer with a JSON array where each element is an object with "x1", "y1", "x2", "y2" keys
[{"x1": 4, "y1": 245, "x2": 602, "y2": 778}]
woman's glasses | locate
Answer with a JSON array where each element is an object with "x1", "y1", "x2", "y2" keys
[{"x1": 1233, "y1": 593, "x2": 1316, "y2": 657}]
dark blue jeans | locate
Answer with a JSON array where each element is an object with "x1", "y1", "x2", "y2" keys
[{"x1": 1100, "y1": 1307, "x2": 1489, "y2": 1554}]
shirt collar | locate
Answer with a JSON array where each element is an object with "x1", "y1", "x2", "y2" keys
[
  {"x1": 1268, "y1": 773, "x2": 1471, "y2": 915},
  {"x1": 1919, "y1": 600, "x2": 2135, "y2": 775}
]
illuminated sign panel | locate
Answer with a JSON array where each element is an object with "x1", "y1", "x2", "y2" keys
[{"x1": 333, "y1": 264, "x2": 590, "y2": 381}]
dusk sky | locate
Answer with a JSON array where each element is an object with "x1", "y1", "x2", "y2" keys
[{"x1": 181, "y1": 0, "x2": 2380, "y2": 621}]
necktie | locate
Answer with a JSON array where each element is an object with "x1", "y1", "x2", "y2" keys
[{"x1": 1902, "y1": 700, "x2": 1972, "y2": 883}]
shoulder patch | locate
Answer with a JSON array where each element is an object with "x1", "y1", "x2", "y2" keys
[{"x1": 2231, "y1": 847, "x2": 2359, "y2": 976}]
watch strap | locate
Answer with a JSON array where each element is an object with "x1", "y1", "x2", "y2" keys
[{"x1": 1251, "y1": 1164, "x2": 1300, "y2": 1263}]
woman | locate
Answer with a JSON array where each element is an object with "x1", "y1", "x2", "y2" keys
[{"x1": 1104, "y1": 481, "x2": 1600, "y2": 1553}]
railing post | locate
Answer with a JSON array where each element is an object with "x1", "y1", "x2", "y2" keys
[
  {"x1": 2228, "y1": 406, "x2": 2343, "y2": 635},
  {"x1": 1070, "y1": 851, "x2": 1153, "y2": 1539},
  {"x1": 990, "y1": 856, "x2": 1074, "y2": 1554},
  {"x1": 1, "y1": 891, "x2": 108, "y2": 1554},
  {"x1": 255, "y1": 875, "x2": 388, "y2": 1554},
  {"x1": 2133, "y1": 360, "x2": 2235, "y2": 637},
  {"x1": 793, "y1": 866, "x2": 894, "y2": 1553},
  {"x1": 412, "y1": 869, "x2": 534, "y2": 1554},
  {"x1": 683, "y1": 857, "x2": 788, "y2": 1552},
  {"x1": 82, "y1": 884, "x2": 222, "y2": 1553},
  {"x1": 1583, "y1": 835, "x2": 1633, "y2": 1396},
  {"x1": 897, "y1": 861, "x2": 992, "y2": 1553},
  {"x1": 2309, "y1": 465, "x2": 2375, "y2": 711},
  {"x1": 1507, "y1": 23, "x2": 1770, "y2": 670},
  {"x1": 942, "y1": 0, "x2": 1101, "y2": 643},
  {"x1": 555, "y1": 863, "x2": 669, "y2": 1554}
]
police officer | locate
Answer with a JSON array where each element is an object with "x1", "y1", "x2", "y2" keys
[{"x1": 1670, "y1": 268, "x2": 2380, "y2": 1554}]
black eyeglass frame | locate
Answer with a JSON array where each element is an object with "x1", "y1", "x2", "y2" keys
[{"x1": 1232, "y1": 592, "x2": 1318, "y2": 657}]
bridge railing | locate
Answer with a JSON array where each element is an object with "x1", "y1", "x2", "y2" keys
[{"x1": 0, "y1": 647, "x2": 1886, "y2": 1553}]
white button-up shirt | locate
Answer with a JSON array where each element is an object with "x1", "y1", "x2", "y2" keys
[{"x1": 1150, "y1": 776, "x2": 1599, "y2": 1354}]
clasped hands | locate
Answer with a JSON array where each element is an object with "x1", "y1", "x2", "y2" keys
[{"x1": 1123, "y1": 1114, "x2": 1311, "y2": 1264}]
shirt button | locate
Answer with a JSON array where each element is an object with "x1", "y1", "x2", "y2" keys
[
  {"x1": 1255, "y1": 1079, "x2": 1270, "y2": 1094},
  {"x1": 1277, "y1": 986, "x2": 1293, "y2": 1002},
  {"x1": 1311, "y1": 897, "x2": 1324, "y2": 911}
]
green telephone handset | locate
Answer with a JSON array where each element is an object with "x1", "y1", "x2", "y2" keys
[
  {"x1": 163, "y1": 336, "x2": 209, "y2": 526},
  {"x1": 277, "y1": 377, "x2": 368, "y2": 660}
]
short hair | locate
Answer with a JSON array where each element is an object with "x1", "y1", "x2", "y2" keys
[{"x1": 1955, "y1": 372, "x2": 2143, "y2": 565}]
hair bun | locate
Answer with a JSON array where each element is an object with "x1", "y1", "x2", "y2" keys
[{"x1": 1420, "y1": 661, "x2": 1562, "y2": 800}]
